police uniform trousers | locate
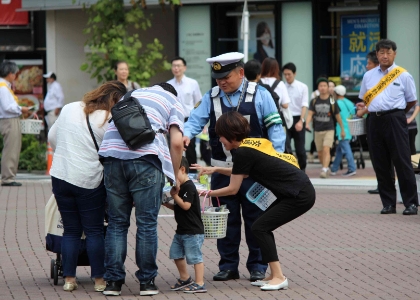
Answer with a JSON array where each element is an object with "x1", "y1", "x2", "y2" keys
[
  {"x1": 0, "y1": 117, "x2": 22, "y2": 184},
  {"x1": 211, "y1": 172, "x2": 267, "y2": 273},
  {"x1": 368, "y1": 110, "x2": 418, "y2": 208}
]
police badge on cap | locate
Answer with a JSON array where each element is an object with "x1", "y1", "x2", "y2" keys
[{"x1": 206, "y1": 52, "x2": 245, "y2": 79}]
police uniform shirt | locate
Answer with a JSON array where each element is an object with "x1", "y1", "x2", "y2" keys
[
  {"x1": 183, "y1": 79, "x2": 286, "y2": 153},
  {"x1": 359, "y1": 63, "x2": 417, "y2": 112}
]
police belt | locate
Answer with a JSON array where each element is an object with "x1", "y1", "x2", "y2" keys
[
  {"x1": 370, "y1": 108, "x2": 404, "y2": 117},
  {"x1": 211, "y1": 158, "x2": 234, "y2": 168}
]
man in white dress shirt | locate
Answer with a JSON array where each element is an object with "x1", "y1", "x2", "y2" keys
[
  {"x1": 282, "y1": 63, "x2": 309, "y2": 171},
  {"x1": 0, "y1": 61, "x2": 30, "y2": 186},
  {"x1": 167, "y1": 57, "x2": 202, "y2": 172},
  {"x1": 43, "y1": 72, "x2": 64, "y2": 131}
]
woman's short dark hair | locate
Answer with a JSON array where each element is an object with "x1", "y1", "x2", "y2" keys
[
  {"x1": 261, "y1": 57, "x2": 280, "y2": 80},
  {"x1": 83, "y1": 80, "x2": 127, "y2": 125},
  {"x1": 215, "y1": 111, "x2": 250, "y2": 143},
  {"x1": 376, "y1": 39, "x2": 397, "y2": 52},
  {"x1": 0, "y1": 61, "x2": 19, "y2": 78}
]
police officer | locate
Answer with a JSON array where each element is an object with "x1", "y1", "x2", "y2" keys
[
  {"x1": 183, "y1": 52, "x2": 285, "y2": 282},
  {"x1": 357, "y1": 39, "x2": 418, "y2": 215}
]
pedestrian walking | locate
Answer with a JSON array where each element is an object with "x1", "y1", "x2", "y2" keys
[
  {"x1": 162, "y1": 157, "x2": 207, "y2": 294},
  {"x1": 167, "y1": 57, "x2": 202, "y2": 172},
  {"x1": 48, "y1": 81, "x2": 127, "y2": 292},
  {"x1": 0, "y1": 61, "x2": 30, "y2": 187},
  {"x1": 113, "y1": 61, "x2": 141, "y2": 92},
  {"x1": 305, "y1": 78, "x2": 345, "y2": 178},
  {"x1": 356, "y1": 39, "x2": 419, "y2": 215},
  {"x1": 192, "y1": 111, "x2": 315, "y2": 291},
  {"x1": 183, "y1": 52, "x2": 285, "y2": 283},
  {"x1": 329, "y1": 85, "x2": 357, "y2": 177},
  {"x1": 43, "y1": 71, "x2": 64, "y2": 131},
  {"x1": 282, "y1": 62, "x2": 309, "y2": 170},
  {"x1": 99, "y1": 83, "x2": 184, "y2": 296}
]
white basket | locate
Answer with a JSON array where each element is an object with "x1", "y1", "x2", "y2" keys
[
  {"x1": 201, "y1": 194, "x2": 229, "y2": 239},
  {"x1": 20, "y1": 118, "x2": 43, "y2": 135},
  {"x1": 347, "y1": 118, "x2": 366, "y2": 136},
  {"x1": 246, "y1": 182, "x2": 277, "y2": 211}
]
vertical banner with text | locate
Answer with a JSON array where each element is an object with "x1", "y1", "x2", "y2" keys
[{"x1": 340, "y1": 14, "x2": 380, "y2": 93}]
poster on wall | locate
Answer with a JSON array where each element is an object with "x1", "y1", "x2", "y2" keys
[
  {"x1": 0, "y1": 0, "x2": 28, "y2": 25},
  {"x1": 237, "y1": 16, "x2": 275, "y2": 63},
  {"x1": 340, "y1": 14, "x2": 380, "y2": 94},
  {"x1": 10, "y1": 59, "x2": 44, "y2": 119},
  {"x1": 179, "y1": 6, "x2": 212, "y2": 95}
]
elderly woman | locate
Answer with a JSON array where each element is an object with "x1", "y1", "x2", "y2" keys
[
  {"x1": 48, "y1": 81, "x2": 126, "y2": 292},
  {"x1": 114, "y1": 61, "x2": 141, "y2": 91},
  {"x1": 0, "y1": 61, "x2": 30, "y2": 186},
  {"x1": 192, "y1": 111, "x2": 315, "y2": 291}
]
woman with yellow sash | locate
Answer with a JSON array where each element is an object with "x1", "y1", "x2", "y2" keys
[
  {"x1": 0, "y1": 61, "x2": 30, "y2": 186},
  {"x1": 191, "y1": 111, "x2": 315, "y2": 292}
]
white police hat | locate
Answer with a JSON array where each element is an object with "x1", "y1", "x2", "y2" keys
[{"x1": 206, "y1": 52, "x2": 245, "y2": 79}]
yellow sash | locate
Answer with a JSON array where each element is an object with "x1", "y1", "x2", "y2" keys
[
  {"x1": 363, "y1": 66, "x2": 406, "y2": 107},
  {"x1": 0, "y1": 82, "x2": 19, "y2": 104},
  {"x1": 240, "y1": 138, "x2": 300, "y2": 169}
]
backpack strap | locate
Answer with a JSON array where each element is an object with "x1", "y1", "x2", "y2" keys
[{"x1": 271, "y1": 79, "x2": 281, "y2": 91}]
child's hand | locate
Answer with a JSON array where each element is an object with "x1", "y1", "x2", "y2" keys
[
  {"x1": 169, "y1": 186, "x2": 178, "y2": 197},
  {"x1": 162, "y1": 202, "x2": 171, "y2": 208}
]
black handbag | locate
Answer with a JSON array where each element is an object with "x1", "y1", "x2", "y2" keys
[{"x1": 110, "y1": 90, "x2": 156, "y2": 150}]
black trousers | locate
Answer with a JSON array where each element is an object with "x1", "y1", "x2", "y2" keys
[
  {"x1": 251, "y1": 183, "x2": 315, "y2": 263},
  {"x1": 285, "y1": 116, "x2": 307, "y2": 171},
  {"x1": 368, "y1": 110, "x2": 418, "y2": 208},
  {"x1": 408, "y1": 128, "x2": 418, "y2": 155},
  {"x1": 184, "y1": 117, "x2": 197, "y2": 173}
]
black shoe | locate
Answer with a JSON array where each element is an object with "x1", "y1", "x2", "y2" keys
[
  {"x1": 102, "y1": 280, "x2": 123, "y2": 296},
  {"x1": 140, "y1": 278, "x2": 159, "y2": 296},
  {"x1": 249, "y1": 271, "x2": 265, "y2": 282},
  {"x1": 402, "y1": 204, "x2": 418, "y2": 215},
  {"x1": 213, "y1": 270, "x2": 240, "y2": 281},
  {"x1": 380, "y1": 206, "x2": 396, "y2": 214},
  {"x1": 1, "y1": 181, "x2": 22, "y2": 186},
  {"x1": 368, "y1": 188, "x2": 379, "y2": 194}
]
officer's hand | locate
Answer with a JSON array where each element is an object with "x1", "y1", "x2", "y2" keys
[
  {"x1": 295, "y1": 121, "x2": 303, "y2": 132},
  {"x1": 182, "y1": 136, "x2": 190, "y2": 151}
]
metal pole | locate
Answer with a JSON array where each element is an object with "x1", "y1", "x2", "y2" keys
[{"x1": 242, "y1": 0, "x2": 249, "y2": 62}]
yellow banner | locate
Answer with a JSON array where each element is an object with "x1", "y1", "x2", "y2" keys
[
  {"x1": 363, "y1": 66, "x2": 406, "y2": 107},
  {"x1": 0, "y1": 82, "x2": 19, "y2": 104},
  {"x1": 240, "y1": 138, "x2": 300, "y2": 169}
]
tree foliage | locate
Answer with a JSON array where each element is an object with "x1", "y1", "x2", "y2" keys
[{"x1": 80, "y1": 0, "x2": 179, "y2": 86}]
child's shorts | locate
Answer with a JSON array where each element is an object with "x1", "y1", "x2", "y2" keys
[{"x1": 169, "y1": 233, "x2": 205, "y2": 265}]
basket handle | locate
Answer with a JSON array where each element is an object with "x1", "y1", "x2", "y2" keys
[
  {"x1": 21, "y1": 112, "x2": 39, "y2": 120},
  {"x1": 200, "y1": 190, "x2": 220, "y2": 213}
]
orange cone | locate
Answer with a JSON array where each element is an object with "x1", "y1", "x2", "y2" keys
[{"x1": 46, "y1": 142, "x2": 53, "y2": 175}]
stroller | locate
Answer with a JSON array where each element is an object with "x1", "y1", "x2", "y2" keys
[{"x1": 45, "y1": 195, "x2": 107, "y2": 285}]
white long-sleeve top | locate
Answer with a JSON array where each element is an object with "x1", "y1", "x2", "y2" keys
[
  {"x1": 44, "y1": 81, "x2": 64, "y2": 112},
  {"x1": 48, "y1": 101, "x2": 109, "y2": 189},
  {"x1": 0, "y1": 78, "x2": 22, "y2": 119},
  {"x1": 260, "y1": 77, "x2": 291, "y2": 107}
]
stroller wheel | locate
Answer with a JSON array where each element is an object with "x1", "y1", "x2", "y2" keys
[
  {"x1": 50, "y1": 259, "x2": 55, "y2": 279},
  {"x1": 53, "y1": 264, "x2": 59, "y2": 285}
]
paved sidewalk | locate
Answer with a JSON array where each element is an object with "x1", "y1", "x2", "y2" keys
[{"x1": 1, "y1": 179, "x2": 419, "y2": 300}]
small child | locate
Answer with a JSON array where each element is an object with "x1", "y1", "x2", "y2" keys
[{"x1": 162, "y1": 157, "x2": 207, "y2": 293}]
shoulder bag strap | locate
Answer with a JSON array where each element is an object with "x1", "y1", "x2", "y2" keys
[
  {"x1": 271, "y1": 79, "x2": 281, "y2": 91},
  {"x1": 86, "y1": 114, "x2": 99, "y2": 152}
]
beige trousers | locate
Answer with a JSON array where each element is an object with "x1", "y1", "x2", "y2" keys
[{"x1": 0, "y1": 118, "x2": 22, "y2": 183}]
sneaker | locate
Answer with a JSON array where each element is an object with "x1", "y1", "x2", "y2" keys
[
  {"x1": 342, "y1": 170, "x2": 356, "y2": 177},
  {"x1": 330, "y1": 171, "x2": 337, "y2": 176},
  {"x1": 140, "y1": 279, "x2": 159, "y2": 296},
  {"x1": 320, "y1": 170, "x2": 329, "y2": 178},
  {"x1": 102, "y1": 280, "x2": 123, "y2": 296}
]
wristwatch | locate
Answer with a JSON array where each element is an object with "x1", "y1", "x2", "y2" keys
[{"x1": 301, "y1": 118, "x2": 305, "y2": 123}]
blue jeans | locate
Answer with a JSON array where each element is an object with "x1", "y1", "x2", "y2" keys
[
  {"x1": 331, "y1": 139, "x2": 356, "y2": 172},
  {"x1": 52, "y1": 176, "x2": 106, "y2": 278},
  {"x1": 103, "y1": 157, "x2": 165, "y2": 283},
  {"x1": 169, "y1": 234, "x2": 205, "y2": 265}
]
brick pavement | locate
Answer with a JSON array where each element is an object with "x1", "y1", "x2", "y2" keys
[{"x1": 1, "y1": 175, "x2": 420, "y2": 300}]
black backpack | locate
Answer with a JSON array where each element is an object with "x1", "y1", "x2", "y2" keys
[{"x1": 110, "y1": 90, "x2": 156, "y2": 150}]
